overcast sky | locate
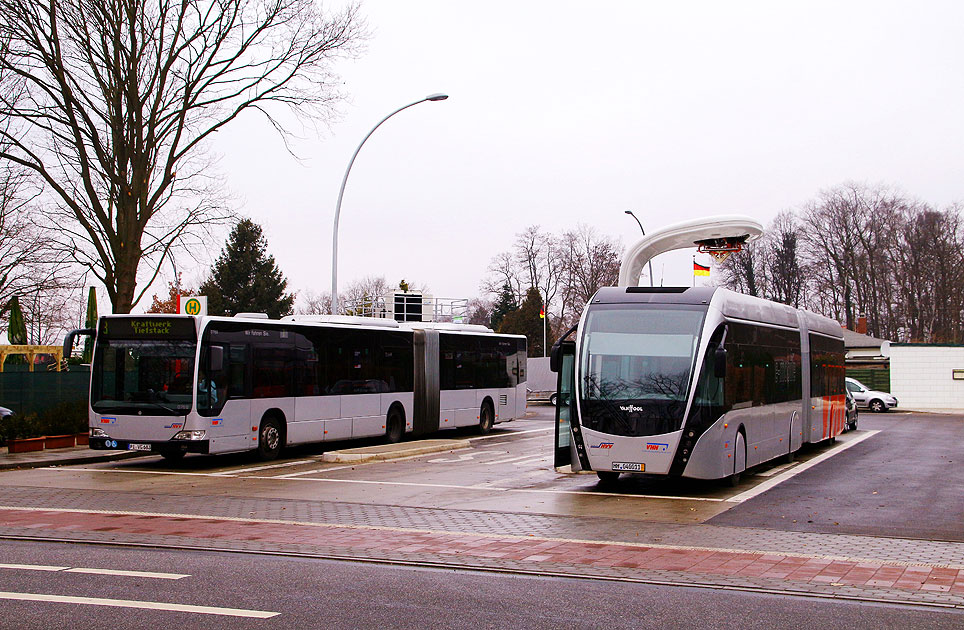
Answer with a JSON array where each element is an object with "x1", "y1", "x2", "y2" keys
[{"x1": 199, "y1": 0, "x2": 964, "y2": 306}]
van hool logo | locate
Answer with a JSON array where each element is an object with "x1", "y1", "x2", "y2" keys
[{"x1": 620, "y1": 405, "x2": 644, "y2": 413}]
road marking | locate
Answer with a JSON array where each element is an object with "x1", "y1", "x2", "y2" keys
[
  {"x1": 471, "y1": 427, "x2": 552, "y2": 440},
  {"x1": 0, "y1": 563, "x2": 188, "y2": 579},
  {"x1": 259, "y1": 476, "x2": 729, "y2": 501},
  {"x1": 753, "y1": 462, "x2": 798, "y2": 478},
  {"x1": 209, "y1": 460, "x2": 314, "y2": 475},
  {"x1": 0, "y1": 563, "x2": 68, "y2": 572},
  {"x1": 0, "y1": 591, "x2": 278, "y2": 618},
  {"x1": 477, "y1": 453, "x2": 543, "y2": 466},
  {"x1": 727, "y1": 430, "x2": 880, "y2": 503}
]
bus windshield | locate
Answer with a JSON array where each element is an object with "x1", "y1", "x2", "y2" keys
[
  {"x1": 91, "y1": 318, "x2": 198, "y2": 416},
  {"x1": 579, "y1": 304, "x2": 706, "y2": 437}
]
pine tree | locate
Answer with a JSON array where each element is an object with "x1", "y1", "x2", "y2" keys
[
  {"x1": 200, "y1": 219, "x2": 294, "y2": 318},
  {"x1": 499, "y1": 287, "x2": 549, "y2": 357},
  {"x1": 489, "y1": 284, "x2": 518, "y2": 330}
]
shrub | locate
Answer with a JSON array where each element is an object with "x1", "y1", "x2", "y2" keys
[{"x1": 0, "y1": 412, "x2": 42, "y2": 443}]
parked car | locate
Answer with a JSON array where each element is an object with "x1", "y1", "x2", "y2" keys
[
  {"x1": 845, "y1": 377, "x2": 898, "y2": 413},
  {"x1": 0, "y1": 406, "x2": 12, "y2": 420},
  {"x1": 844, "y1": 390, "x2": 858, "y2": 431}
]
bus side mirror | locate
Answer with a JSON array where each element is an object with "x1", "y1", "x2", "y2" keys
[
  {"x1": 714, "y1": 346, "x2": 727, "y2": 378},
  {"x1": 549, "y1": 342, "x2": 562, "y2": 373},
  {"x1": 63, "y1": 328, "x2": 96, "y2": 360},
  {"x1": 209, "y1": 346, "x2": 224, "y2": 373}
]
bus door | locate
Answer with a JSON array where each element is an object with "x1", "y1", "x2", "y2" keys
[{"x1": 551, "y1": 339, "x2": 577, "y2": 470}]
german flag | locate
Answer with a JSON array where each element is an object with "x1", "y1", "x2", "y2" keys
[{"x1": 693, "y1": 261, "x2": 710, "y2": 277}]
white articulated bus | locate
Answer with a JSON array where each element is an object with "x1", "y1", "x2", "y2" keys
[
  {"x1": 65, "y1": 314, "x2": 527, "y2": 461},
  {"x1": 551, "y1": 286, "x2": 845, "y2": 484}
]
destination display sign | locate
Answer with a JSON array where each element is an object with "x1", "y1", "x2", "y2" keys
[{"x1": 99, "y1": 317, "x2": 197, "y2": 341}]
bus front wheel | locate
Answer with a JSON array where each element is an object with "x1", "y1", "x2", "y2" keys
[
  {"x1": 257, "y1": 416, "x2": 283, "y2": 461},
  {"x1": 478, "y1": 402, "x2": 494, "y2": 434}
]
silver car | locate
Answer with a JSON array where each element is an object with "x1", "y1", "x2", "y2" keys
[{"x1": 845, "y1": 377, "x2": 898, "y2": 413}]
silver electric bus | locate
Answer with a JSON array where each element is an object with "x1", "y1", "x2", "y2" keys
[
  {"x1": 66, "y1": 314, "x2": 527, "y2": 461},
  {"x1": 551, "y1": 286, "x2": 845, "y2": 484}
]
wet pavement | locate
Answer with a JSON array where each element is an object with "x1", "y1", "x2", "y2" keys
[{"x1": 2, "y1": 411, "x2": 963, "y2": 611}]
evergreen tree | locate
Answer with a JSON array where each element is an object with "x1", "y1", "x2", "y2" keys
[
  {"x1": 200, "y1": 219, "x2": 294, "y2": 318},
  {"x1": 489, "y1": 283, "x2": 518, "y2": 330},
  {"x1": 499, "y1": 287, "x2": 550, "y2": 357},
  {"x1": 6, "y1": 296, "x2": 26, "y2": 344}
]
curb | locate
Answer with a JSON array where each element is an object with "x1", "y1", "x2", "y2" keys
[
  {"x1": 0, "y1": 450, "x2": 145, "y2": 471},
  {"x1": 320, "y1": 439, "x2": 469, "y2": 463}
]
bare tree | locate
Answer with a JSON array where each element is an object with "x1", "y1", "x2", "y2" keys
[
  {"x1": 556, "y1": 224, "x2": 620, "y2": 329},
  {"x1": 297, "y1": 290, "x2": 333, "y2": 316},
  {"x1": 0, "y1": 0, "x2": 364, "y2": 313},
  {"x1": 0, "y1": 163, "x2": 51, "y2": 323}
]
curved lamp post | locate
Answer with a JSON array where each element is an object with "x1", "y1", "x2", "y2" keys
[
  {"x1": 624, "y1": 210, "x2": 654, "y2": 287},
  {"x1": 331, "y1": 93, "x2": 449, "y2": 314}
]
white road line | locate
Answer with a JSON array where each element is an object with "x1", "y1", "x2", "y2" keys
[
  {"x1": 479, "y1": 453, "x2": 543, "y2": 466},
  {"x1": 727, "y1": 430, "x2": 881, "y2": 503},
  {"x1": 0, "y1": 563, "x2": 68, "y2": 572},
  {"x1": 64, "y1": 568, "x2": 190, "y2": 580},
  {"x1": 0, "y1": 563, "x2": 189, "y2": 580},
  {"x1": 252, "y1": 475, "x2": 728, "y2": 501},
  {"x1": 0, "y1": 591, "x2": 278, "y2": 618},
  {"x1": 754, "y1": 462, "x2": 798, "y2": 478},
  {"x1": 209, "y1": 460, "x2": 314, "y2": 475}
]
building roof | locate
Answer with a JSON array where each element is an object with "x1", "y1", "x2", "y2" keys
[{"x1": 841, "y1": 327, "x2": 889, "y2": 349}]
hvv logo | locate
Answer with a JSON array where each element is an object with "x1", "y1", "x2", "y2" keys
[{"x1": 619, "y1": 405, "x2": 644, "y2": 413}]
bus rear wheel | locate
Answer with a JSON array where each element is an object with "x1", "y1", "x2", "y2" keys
[
  {"x1": 385, "y1": 407, "x2": 404, "y2": 444},
  {"x1": 257, "y1": 416, "x2": 283, "y2": 461},
  {"x1": 478, "y1": 402, "x2": 495, "y2": 434}
]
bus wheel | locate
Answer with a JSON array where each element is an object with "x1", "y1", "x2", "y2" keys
[
  {"x1": 257, "y1": 416, "x2": 283, "y2": 461},
  {"x1": 385, "y1": 407, "x2": 404, "y2": 444},
  {"x1": 478, "y1": 402, "x2": 494, "y2": 434},
  {"x1": 596, "y1": 471, "x2": 620, "y2": 485},
  {"x1": 727, "y1": 432, "x2": 746, "y2": 487}
]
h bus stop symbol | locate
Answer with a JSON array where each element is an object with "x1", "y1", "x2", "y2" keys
[{"x1": 180, "y1": 296, "x2": 207, "y2": 316}]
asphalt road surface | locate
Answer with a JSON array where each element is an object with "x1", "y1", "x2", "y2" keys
[
  {"x1": 1, "y1": 540, "x2": 960, "y2": 630},
  {"x1": 709, "y1": 411, "x2": 964, "y2": 541}
]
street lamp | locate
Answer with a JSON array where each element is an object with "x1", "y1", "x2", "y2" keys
[
  {"x1": 624, "y1": 210, "x2": 654, "y2": 287},
  {"x1": 331, "y1": 93, "x2": 449, "y2": 314}
]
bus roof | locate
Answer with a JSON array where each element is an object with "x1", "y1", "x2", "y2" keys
[{"x1": 589, "y1": 286, "x2": 842, "y2": 339}]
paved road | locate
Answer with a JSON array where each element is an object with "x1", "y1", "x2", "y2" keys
[
  {"x1": 1, "y1": 540, "x2": 961, "y2": 630},
  {"x1": 710, "y1": 412, "x2": 964, "y2": 542},
  {"x1": 0, "y1": 407, "x2": 962, "y2": 611}
]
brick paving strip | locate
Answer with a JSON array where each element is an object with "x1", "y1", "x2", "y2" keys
[{"x1": 1, "y1": 506, "x2": 962, "y2": 609}]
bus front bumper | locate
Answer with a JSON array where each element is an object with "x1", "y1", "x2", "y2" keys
[{"x1": 89, "y1": 437, "x2": 210, "y2": 455}]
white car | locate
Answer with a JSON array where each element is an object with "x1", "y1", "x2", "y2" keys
[
  {"x1": 0, "y1": 406, "x2": 12, "y2": 419},
  {"x1": 845, "y1": 377, "x2": 898, "y2": 413}
]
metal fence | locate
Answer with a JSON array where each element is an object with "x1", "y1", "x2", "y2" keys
[{"x1": 0, "y1": 370, "x2": 90, "y2": 417}]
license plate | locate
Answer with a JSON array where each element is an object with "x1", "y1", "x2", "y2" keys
[
  {"x1": 127, "y1": 443, "x2": 152, "y2": 451},
  {"x1": 612, "y1": 462, "x2": 643, "y2": 472}
]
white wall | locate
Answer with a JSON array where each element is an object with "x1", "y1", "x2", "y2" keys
[{"x1": 890, "y1": 345, "x2": 964, "y2": 410}]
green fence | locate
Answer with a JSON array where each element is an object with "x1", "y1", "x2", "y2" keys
[
  {"x1": 0, "y1": 370, "x2": 90, "y2": 417},
  {"x1": 845, "y1": 367, "x2": 891, "y2": 393}
]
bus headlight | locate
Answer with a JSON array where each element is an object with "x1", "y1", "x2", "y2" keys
[
  {"x1": 90, "y1": 428, "x2": 110, "y2": 438},
  {"x1": 172, "y1": 430, "x2": 206, "y2": 441}
]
